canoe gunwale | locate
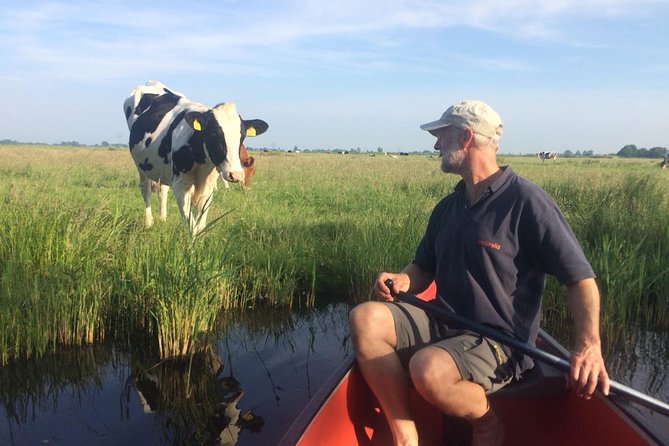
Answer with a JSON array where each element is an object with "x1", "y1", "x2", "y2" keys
[{"x1": 278, "y1": 354, "x2": 355, "y2": 446}]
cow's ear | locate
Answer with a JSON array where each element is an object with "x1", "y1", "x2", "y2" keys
[
  {"x1": 185, "y1": 112, "x2": 204, "y2": 132},
  {"x1": 244, "y1": 119, "x2": 268, "y2": 137}
]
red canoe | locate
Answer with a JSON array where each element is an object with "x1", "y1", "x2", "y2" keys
[{"x1": 280, "y1": 285, "x2": 665, "y2": 445}]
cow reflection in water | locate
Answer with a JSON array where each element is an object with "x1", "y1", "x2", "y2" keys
[{"x1": 130, "y1": 349, "x2": 263, "y2": 445}]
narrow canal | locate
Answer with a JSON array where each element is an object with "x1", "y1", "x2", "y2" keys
[{"x1": 1, "y1": 301, "x2": 667, "y2": 445}]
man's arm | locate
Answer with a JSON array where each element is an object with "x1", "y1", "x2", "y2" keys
[
  {"x1": 374, "y1": 263, "x2": 434, "y2": 301},
  {"x1": 566, "y1": 277, "x2": 610, "y2": 398}
]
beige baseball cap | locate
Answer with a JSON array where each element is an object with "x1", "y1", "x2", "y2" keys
[{"x1": 420, "y1": 100, "x2": 503, "y2": 140}]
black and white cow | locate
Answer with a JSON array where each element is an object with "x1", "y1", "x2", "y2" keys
[
  {"x1": 538, "y1": 151, "x2": 558, "y2": 163},
  {"x1": 123, "y1": 81, "x2": 268, "y2": 234},
  {"x1": 660, "y1": 154, "x2": 668, "y2": 169}
]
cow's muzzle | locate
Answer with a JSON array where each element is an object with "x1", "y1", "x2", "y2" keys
[{"x1": 223, "y1": 170, "x2": 245, "y2": 183}]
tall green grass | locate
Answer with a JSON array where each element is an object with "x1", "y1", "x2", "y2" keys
[
  {"x1": 539, "y1": 173, "x2": 669, "y2": 333},
  {"x1": 0, "y1": 146, "x2": 667, "y2": 364}
]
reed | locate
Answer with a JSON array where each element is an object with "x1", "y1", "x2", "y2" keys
[
  {"x1": 537, "y1": 172, "x2": 669, "y2": 333},
  {"x1": 146, "y1": 241, "x2": 235, "y2": 359},
  {"x1": 0, "y1": 146, "x2": 667, "y2": 363}
]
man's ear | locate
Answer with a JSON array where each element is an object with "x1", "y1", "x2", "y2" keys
[{"x1": 461, "y1": 127, "x2": 475, "y2": 147}]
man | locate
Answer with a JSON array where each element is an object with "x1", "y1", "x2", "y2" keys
[{"x1": 349, "y1": 100, "x2": 610, "y2": 446}]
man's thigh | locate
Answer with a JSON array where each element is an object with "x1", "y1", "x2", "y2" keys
[
  {"x1": 384, "y1": 302, "x2": 514, "y2": 393},
  {"x1": 432, "y1": 334, "x2": 514, "y2": 393},
  {"x1": 384, "y1": 301, "x2": 434, "y2": 366}
]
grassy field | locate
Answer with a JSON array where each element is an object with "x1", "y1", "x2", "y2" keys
[{"x1": 0, "y1": 145, "x2": 667, "y2": 363}]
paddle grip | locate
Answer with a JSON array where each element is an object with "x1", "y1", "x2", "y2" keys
[{"x1": 384, "y1": 278, "x2": 398, "y2": 299}]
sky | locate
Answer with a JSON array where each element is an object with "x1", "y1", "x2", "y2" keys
[{"x1": 1, "y1": 0, "x2": 668, "y2": 154}]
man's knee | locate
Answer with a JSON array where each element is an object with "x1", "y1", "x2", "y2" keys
[
  {"x1": 350, "y1": 302, "x2": 389, "y2": 331},
  {"x1": 349, "y1": 302, "x2": 395, "y2": 346},
  {"x1": 409, "y1": 347, "x2": 460, "y2": 394}
]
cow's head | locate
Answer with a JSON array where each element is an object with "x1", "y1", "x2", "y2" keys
[{"x1": 184, "y1": 103, "x2": 267, "y2": 183}]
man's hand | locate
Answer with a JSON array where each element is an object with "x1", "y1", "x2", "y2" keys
[
  {"x1": 374, "y1": 272, "x2": 409, "y2": 301},
  {"x1": 569, "y1": 344, "x2": 610, "y2": 399},
  {"x1": 566, "y1": 278, "x2": 610, "y2": 399}
]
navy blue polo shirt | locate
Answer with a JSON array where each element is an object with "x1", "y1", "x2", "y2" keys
[{"x1": 413, "y1": 166, "x2": 594, "y2": 376}]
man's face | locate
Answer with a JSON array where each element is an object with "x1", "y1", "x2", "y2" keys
[{"x1": 432, "y1": 126, "x2": 466, "y2": 174}]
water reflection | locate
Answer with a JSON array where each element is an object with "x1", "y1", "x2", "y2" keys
[
  {"x1": 128, "y1": 347, "x2": 264, "y2": 445},
  {"x1": 0, "y1": 344, "x2": 115, "y2": 442},
  {"x1": 0, "y1": 302, "x2": 352, "y2": 445},
  {"x1": 1, "y1": 302, "x2": 667, "y2": 445},
  {"x1": 608, "y1": 328, "x2": 669, "y2": 396}
]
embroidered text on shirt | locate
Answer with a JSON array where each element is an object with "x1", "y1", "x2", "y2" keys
[{"x1": 478, "y1": 240, "x2": 501, "y2": 251}]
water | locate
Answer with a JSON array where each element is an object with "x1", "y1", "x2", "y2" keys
[
  {"x1": 1, "y1": 302, "x2": 668, "y2": 445},
  {"x1": 0, "y1": 302, "x2": 352, "y2": 446}
]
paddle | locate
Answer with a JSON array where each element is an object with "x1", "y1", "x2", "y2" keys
[{"x1": 383, "y1": 279, "x2": 669, "y2": 417}]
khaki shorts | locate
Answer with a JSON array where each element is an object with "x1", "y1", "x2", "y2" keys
[{"x1": 385, "y1": 301, "x2": 514, "y2": 393}]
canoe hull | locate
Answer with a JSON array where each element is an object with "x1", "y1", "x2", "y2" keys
[
  {"x1": 290, "y1": 355, "x2": 657, "y2": 446},
  {"x1": 281, "y1": 283, "x2": 661, "y2": 445}
]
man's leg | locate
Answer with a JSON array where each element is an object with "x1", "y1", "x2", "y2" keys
[
  {"x1": 349, "y1": 302, "x2": 418, "y2": 446},
  {"x1": 409, "y1": 344, "x2": 505, "y2": 446},
  {"x1": 409, "y1": 346, "x2": 488, "y2": 417}
]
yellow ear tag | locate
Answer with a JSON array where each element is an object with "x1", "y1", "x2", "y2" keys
[
  {"x1": 193, "y1": 119, "x2": 202, "y2": 131},
  {"x1": 246, "y1": 127, "x2": 256, "y2": 137}
]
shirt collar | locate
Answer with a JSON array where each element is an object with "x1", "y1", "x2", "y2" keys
[{"x1": 453, "y1": 165, "x2": 514, "y2": 197}]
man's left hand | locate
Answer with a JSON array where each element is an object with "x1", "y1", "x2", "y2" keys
[{"x1": 568, "y1": 344, "x2": 610, "y2": 399}]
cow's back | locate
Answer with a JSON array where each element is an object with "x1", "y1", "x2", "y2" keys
[
  {"x1": 124, "y1": 81, "x2": 185, "y2": 129},
  {"x1": 126, "y1": 82, "x2": 205, "y2": 183}
]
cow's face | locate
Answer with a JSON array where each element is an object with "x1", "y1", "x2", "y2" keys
[
  {"x1": 185, "y1": 103, "x2": 267, "y2": 183},
  {"x1": 240, "y1": 144, "x2": 256, "y2": 188}
]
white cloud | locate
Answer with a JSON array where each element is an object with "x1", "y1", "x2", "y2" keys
[
  {"x1": 1, "y1": 0, "x2": 665, "y2": 82},
  {"x1": 0, "y1": 0, "x2": 667, "y2": 150}
]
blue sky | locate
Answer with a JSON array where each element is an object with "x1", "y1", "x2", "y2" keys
[{"x1": 1, "y1": 0, "x2": 668, "y2": 154}]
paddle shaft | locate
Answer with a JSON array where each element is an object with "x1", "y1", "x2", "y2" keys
[{"x1": 384, "y1": 281, "x2": 669, "y2": 417}]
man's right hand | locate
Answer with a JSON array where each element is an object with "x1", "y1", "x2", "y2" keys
[{"x1": 374, "y1": 272, "x2": 409, "y2": 301}]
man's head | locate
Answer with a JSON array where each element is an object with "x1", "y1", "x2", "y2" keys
[
  {"x1": 421, "y1": 100, "x2": 503, "y2": 174},
  {"x1": 420, "y1": 100, "x2": 503, "y2": 143}
]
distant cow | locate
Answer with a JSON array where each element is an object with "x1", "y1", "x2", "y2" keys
[
  {"x1": 661, "y1": 155, "x2": 668, "y2": 169},
  {"x1": 123, "y1": 81, "x2": 267, "y2": 234},
  {"x1": 538, "y1": 151, "x2": 558, "y2": 163}
]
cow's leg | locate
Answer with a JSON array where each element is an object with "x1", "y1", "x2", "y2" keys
[
  {"x1": 189, "y1": 188, "x2": 213, "y2": 235},
  {"x1": 172, "y1": 180, "x2": 196, "y2": 233},
  {"x1": 194, "y1": 190, "x2": 215, "y2": 235},
  {"x1": 158, "y1": 184, "x2": 170, "y2": 221},
  {"x1": 140, "y1": 176, "x2": 154, "y2": 227},
  {"x1": 192, "y1": 170, "x2": 219, "y2": 235}
]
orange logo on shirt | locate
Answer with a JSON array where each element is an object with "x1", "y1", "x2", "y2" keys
[{"x1": 478, "y1": 240, "x2": 501, "y2": 251}]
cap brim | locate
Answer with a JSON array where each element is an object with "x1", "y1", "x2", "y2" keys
[{"x1": 420, "y1": 120, "x2": 451, "y2": 131}]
